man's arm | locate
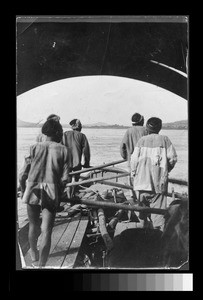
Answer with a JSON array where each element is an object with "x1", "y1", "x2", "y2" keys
[
  {"x1": 18, "y1": 154, "x2": 31, "y2": 198},
  {"x1": 120, "y1": 131, "x2": 128, "y2": 159},
  {"x1": 61, "y1": 150, "x2": 72, "y2": 199},
  {"x1": 82, "y1": 135, "x2": 91, "y2": 168},
  {"x1": 130, "y1": 144, "x2": 141, "y2": 176},
  {"x1": 166, "y1": 137, "x2": 178, "y2": 172},
  {"x1": 61, "y1": 149, "x2": 72, "y2": 184}
]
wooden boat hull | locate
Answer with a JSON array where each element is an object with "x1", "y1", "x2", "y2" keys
[{"x1": 17, "y1": 161, "x2": 189, "y2": 269}]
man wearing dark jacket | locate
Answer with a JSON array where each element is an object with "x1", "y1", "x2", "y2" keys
[
  {"x1": 62, "y1": 119, "x2": 91, "y2": 181},
  {"x1": 120, "y1": 113, "x2": 147, "y2": 198},
  {"x1": 120, "y1": 113, "x2": 147, "y2": 162}
]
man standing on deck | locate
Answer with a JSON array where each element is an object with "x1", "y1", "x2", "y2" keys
[
  {"x1": 62, "y1": 119, "x2": 91, "y2": 182},
  {"x1": 130, "y1": 117, "x2": 177, "y2": 231},
  {"x1": 20, "y1": 114, "x2": 64, "y2": 212},
  {"x1": 19, "y1": 119, "x2": 71, "y2": 267},
  {"x1": 120, "y1": 113, "x2": 147, "y2": 199}
]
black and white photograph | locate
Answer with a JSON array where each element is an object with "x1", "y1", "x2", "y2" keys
[{"x1": 16, "y1": 15, "x2": 189, "y2": 270}]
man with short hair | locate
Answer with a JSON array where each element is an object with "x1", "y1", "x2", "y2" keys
[
  {"x1": 130, "y1": 117, "x2": 177, "y2": 231},
  {"x1": 62, "y1": 119, "x2": 91, "y2": 181},
  {"x1": 36, "y1": 114, "x2": 61, "y2": 143},
  {"x1": 120, "y1": 113, "x2": 146, "y2": 162},
  {"x1": 120, "y1": 113, "x2": 147, "y2": 198},
  {"x1": 19, "y1": 119, "x2": 71, "y2": 267},
  {"x1": 20, "y1": 114, "x2": 64, "y2": 213}
]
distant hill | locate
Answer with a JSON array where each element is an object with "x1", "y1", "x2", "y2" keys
[
  {"x1": 162, "y1": 120, "x2": 188, "y2": 130},
  {"x1": 17, "y1": 119, "x2": 42, "y2": 127},
  {"x1": 83, "y1": 123, "x2": 128, "y2": 129},
  {"x1": 17, "y1": 119, "x2": 71, "y2": 128},
  {"x1": 83, "y1": 122, "x2": 109, "y2": 127},
  {"x1": 17, "y1": 119, "x2": 188, "y2": 129}
]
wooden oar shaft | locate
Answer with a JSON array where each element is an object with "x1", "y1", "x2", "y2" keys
[
  {"x1": 98, "y1": 180, "x2": 133, "y2": 190},
  {"x1": 168, "y1": 178, "x2": 188, "y2": 186},
  {"x1": 79, "y1": 185, "x2": 188, "y2": 201},
  {"x1": 69, "y1": 159, "x2": 126, "y2": 176},
  {"x1": 88, "y1": 167, "x2": 188, "y2": 187},
  {"x1": 66, "y1": 172, "x2": 130, "y2": 187},
  {"x1": 86, "y1": 166, "x2": 127, "y2": 175},
  {"x1": 97, "y1": 209, "x2": 114, "y2": 250},
  {"x1": 95, "y1": 176, "x2": 188, "y2": 188},
  {"x1": 76, "y1": 198, "x2": 167, "y2": 215},
  {"x1": 99, "y1": 167, "x2": 127, "y2": 174},
  {"x1": 70, "y1": 160, "x2": 188, "y2": 187}
]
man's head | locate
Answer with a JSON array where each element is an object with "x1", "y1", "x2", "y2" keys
[
  {"x1": 69, "y1": 119, "x2": 82, "y2": 131},
  {"x1": 146, "y1": 117, "x2": 162, "y2": 134},
  {"x1": 46, "y1": 114, "x2": 60, "y2": 122},
  {"x1": 42, "y1": 119, "x2": 63, "y2": 142},
  {"x1": 131, "y1": 113, "x2": 144, "y2": 126}
]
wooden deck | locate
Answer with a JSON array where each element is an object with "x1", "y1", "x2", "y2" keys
[
  {"x1": 19, "y1": 207, "x2": 89, "y2": 269},
  {"x1": 17, "y1": 164, "x2": 188, "y2": 269}
]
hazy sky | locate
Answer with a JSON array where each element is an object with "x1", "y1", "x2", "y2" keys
[{"x1": 17, "y1": 75, "x2": 188, "y2": 125}]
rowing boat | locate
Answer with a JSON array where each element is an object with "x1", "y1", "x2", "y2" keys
[{"x1": 16, "y1": 159, "x2": 189, "y2": 269}]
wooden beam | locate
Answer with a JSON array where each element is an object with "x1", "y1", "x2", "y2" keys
[
  {"x1": 69, "y1": 159, "x2": 126, "y2": 176},
  {"x1": 168, "y1": 178, "x2": 188, "y2": 186},
  {"x1": 97, "y1": 209, "x2": 114, "y2": 251},
  {"x1": 78, "y1": 181, "x2": 133, "y2": 192},
  {"x1": 108, "y1": 209, "x2": 125, "y2": 229},
  {"x1": 76, "y1": 198, "x2": 167, "y2": 215},
  {"x1": 98, "y1": 180, "x2": 133, "y2": 190},
  {"x1": 97, "y1": 166, "x2": 127, "y2": 174},
  {"x1": 66, "y1": 172, "x2": 130, "y2": 188},
  {"x1": 78, "y1": 184, "x2": 189, "y2": 201}
]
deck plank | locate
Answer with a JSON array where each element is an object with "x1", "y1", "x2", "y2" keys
[
  {"x1": 23, "y1": 213, "x2": 73, "y2": 267},
  {"x1": 18, "y1": 221, "x2": 30, "y2": 256},
  {"x1": 46, "y1": 213, "x2": 81, "y2": 268},
  {"x1": 61, "y1": 215, "x2": 89, "y2": 268}
]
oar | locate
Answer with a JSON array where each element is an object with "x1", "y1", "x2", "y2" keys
[
  {"x1": 168, "y1": 178, "x2": 188, "y2": 186},
  {"x1": 91, "y1": 180, "x2": 133, "y2": 190},
  {"x1": 73, "y1": 197, "x2": 167, "y2": 215},
  {"x1": 69, "y1": 160, "x2": 188, "y2": 187},
  {"x1": 66, "y1": 172, "x2": 130, "y2": 188},
  {"x1": 69, "y1": 159, "x2": 127, "y2": 176}
]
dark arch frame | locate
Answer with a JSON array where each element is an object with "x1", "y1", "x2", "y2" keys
[{"x1": 16, "y1": 19, "x2": 188, "y2": 99}]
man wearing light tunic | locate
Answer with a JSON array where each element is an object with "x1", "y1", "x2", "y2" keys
[{"x1": 131, "y1": 117, "x2": 177, "y2": 231}]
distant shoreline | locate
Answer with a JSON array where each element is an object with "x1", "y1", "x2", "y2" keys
[
  {"x1": 17, "y1": 125, "x2": 188, "y2": 130},
  {"x1": 17, "y1": 119, "x2": 188, "y2": 130}
]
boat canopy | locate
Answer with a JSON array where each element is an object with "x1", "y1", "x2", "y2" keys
[{"x1": 16, "y1": 17, "x2": 188, "y2": 99}]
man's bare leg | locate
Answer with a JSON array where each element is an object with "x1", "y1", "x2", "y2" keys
[
  {"x1": 38, "y1": 208, "x2": 55, "y2": 267},
  {"x1": 27, "y1": 204, "x2": 41, "y2": 262}
]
